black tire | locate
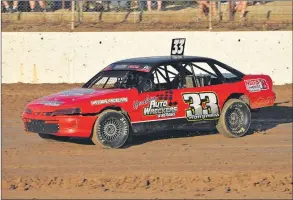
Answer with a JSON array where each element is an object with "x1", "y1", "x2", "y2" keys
[
  {"x1": 216, "y1": 98, "x2": 251, "y2": 138},
  {"x1": 38, "y1": 133, "x2": 70, "y2": 142},
  {"x1": 91, "y1": 110, "x2": 130, "y2": 149}
]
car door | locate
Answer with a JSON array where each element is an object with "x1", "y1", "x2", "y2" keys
[{"x1": 131, "y1": 64, "x2": 185, "y2": 133}]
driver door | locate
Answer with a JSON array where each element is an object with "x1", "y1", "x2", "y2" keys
[{"x1": 132, "y1": 64, "x2": 185, "y2": 133}]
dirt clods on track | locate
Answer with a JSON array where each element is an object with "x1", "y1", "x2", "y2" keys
[{"x1": 2, "y1": 83, "x2": 292, "y2": 199}]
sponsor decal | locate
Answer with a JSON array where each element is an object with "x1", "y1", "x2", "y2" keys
[
  {"x1": 245, "y1": 78, "x2": 269, "y2": 92},
  {"x1": 103, "y1": 64, "x2": 151, "y2": 72},
  {"x1": 137, "y1": 65, "x2": 151, "y2": 72},
  {"x1": 103, "y1": 66, "x2": 112, "y2": 71},
  {"x1": 120, "y1": 117, "x2": 129, "y2": 136},
  {"x1": 233, "y1": 127, "x2": 246, "y2": 134},
  {"x1": 91, "y1": 97, "x2": 128, "y2": 105},
  {"x1": 182, "y1": 92, "x2": 220, "y2": 121},
  {"x1": 38, "y1": 100, "x2": 64, "y2": 106},
  {"x1": 113, "y1": 64, "x2": 128, "y2": 69},
  {"x1": 127, "y1": 65, "x2": 140, "y2": 69},
  {"x1": 133, "y1": 95, "x2": 157, "y2": 110},
  {"x1": 58, "y1": 88, "x2": 95, "y2": 96},
  {"x1": 143, "y1": 99, "x2": 178, "y2": 118}
]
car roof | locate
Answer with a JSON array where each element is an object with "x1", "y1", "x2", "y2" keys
[{"x1": 112, "y1": 56, "x2": 216, "y2": 65}]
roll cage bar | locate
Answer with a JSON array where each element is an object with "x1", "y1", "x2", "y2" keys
[{"x1": 82, "y1": 58, "x2": 245, "y2": 90}]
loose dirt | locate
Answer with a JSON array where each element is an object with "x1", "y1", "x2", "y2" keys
[{"x1": 1, "y1": 83, "x2": 292, "y2": 199}]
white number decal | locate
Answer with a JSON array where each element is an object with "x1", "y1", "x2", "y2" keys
[
  {"x1": 171, "y1": 38, "x2": 186, "y2": 55},
  {"x1": 182, "y1": 92, "x2": 220, "y2": 121}
]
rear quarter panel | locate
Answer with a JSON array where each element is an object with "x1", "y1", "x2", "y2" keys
[{"x1": 242, "y1": 75, "x2": 276, "y2": 109}]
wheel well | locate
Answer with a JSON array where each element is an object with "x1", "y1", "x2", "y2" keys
[
  {"x1": 224, "y1": 93, "x2": 250, "y2": 106},
  {"x1": 89, "y1": 106, "x2": 132, "y2": 139},
  {"x1": 99, "y1": 106, "x2": 122, "y2": 113},
  {"x1": 98, "y1": 106, "x2": 132, "y2": 123}
]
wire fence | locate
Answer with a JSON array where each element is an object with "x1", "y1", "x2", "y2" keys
[{"x1": 1, "y1": 0, "x2": 292, "y2": 31}]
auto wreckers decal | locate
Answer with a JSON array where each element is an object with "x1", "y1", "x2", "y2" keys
[
  {"x1": 142, "y1": 90, "x2": 178, "y2": 118},
  {"x1": 91, "y1": 97, "x2": 128, "y2": 105},
  {"x1": 143, "y1": 100, "x2": 178, "y2": 118},
  {"x1": 244, "y1": 78, "x2": 269, "y2": 92},
  {"x1": 182, "y1": 92, "x2": 220, "y2": 121}
]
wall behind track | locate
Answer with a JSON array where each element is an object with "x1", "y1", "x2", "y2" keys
[{"x1": 2, "y1": 31, "x2": 292, "y2": 84}]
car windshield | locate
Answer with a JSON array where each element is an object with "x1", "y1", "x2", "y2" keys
[{"x1": 88, "y1": 70, "x2": 147, "y2": 89}]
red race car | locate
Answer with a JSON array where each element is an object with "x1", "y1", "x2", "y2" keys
[{"x1": 22, "y1": 55, "x2": 276, "y2": 148}]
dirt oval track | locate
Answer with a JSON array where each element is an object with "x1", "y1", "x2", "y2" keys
[{"x1": 1, "y1": 83, "x2": 292, "y2": 199}]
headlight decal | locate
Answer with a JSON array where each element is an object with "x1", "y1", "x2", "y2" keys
[{"x1": 52, "y1": 108, "x2": 81, "y2": 116}]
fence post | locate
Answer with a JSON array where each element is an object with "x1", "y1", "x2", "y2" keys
[
  {"x1": 218, "y1": 0, "x2": 222, "y2": 21},
  {"x1": 71, "y1": 0, "x2": 75, "y2": 31},
  {"x1": 228, "y1": 0, "x2": 232, "y2": 21},
  {"x1": 78, "y1": 0, "x2": 83, "y2": 24},
  {"x1": 209, "y1": 1, "x2": 212, "y2": 31}
]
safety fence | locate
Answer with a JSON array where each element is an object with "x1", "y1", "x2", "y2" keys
[{"x1": 1, "y1": 0, "x2": 292, "y2": 31}]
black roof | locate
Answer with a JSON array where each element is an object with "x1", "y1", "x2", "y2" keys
[
  {"x1": 112, "y1": 56, "x2": 216, "y2": 65},
  {"x1": 110, "y1": 55, "x2": 245, "y2": 77}
]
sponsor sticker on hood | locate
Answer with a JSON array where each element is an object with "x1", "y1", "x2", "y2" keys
[
  {"x1": 58, "y1": 88, "x2": 95, "y2": 96},
  {"x1": 38, "y1": 100, "x2": 64, "y2": 106},
  {"x1": 91, "y1": 97, "x2": 128, "y2": 105}
]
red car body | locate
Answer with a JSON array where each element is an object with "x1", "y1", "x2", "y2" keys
[{"x1": 22, "y1": 56, "x2": 276, "y2": 139}]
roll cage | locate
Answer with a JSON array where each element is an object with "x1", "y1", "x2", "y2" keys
[{"x1": 82, "y1": 57, "x2": 245, "y2": 92}]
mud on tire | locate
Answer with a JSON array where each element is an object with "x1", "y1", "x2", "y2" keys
[
  {"x1": 216, "y1": 99, "x2": 251, "y2": 138},
  {"x1": 91, "y1": 110, "x2": 130, "y2": 148}
]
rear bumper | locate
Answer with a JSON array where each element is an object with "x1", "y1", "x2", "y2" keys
[{"x1": 22, "y1": 113, "x2": 97, "y2": 138}]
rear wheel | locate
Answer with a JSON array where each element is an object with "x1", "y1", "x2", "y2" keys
[
  {"x1": 216, "y1": 99, "x2": 251, "y2": 138},
  {"x1": 38, "y1": 133, "x2": 70, "y2": 142},
  {"x1": 91, "y1": 110, "x2": 131, "y2": 148}
]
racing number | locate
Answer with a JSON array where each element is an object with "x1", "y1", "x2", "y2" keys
[
  {"x1": 182, "y1": 92, "x2": 220, "y2": 121},
  {"x1": 171, "y1": 38, "x2": 186, "y2": 55}
]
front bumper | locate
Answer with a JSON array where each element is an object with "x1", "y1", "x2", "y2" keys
[{"x1": 22, "y1": 113, "x2": 97, "y2": 138}]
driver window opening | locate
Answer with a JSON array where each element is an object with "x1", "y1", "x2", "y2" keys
[
  {"x1": 90, "y1": 71, "x2": 147, "y2": 89},
  {"x1": 150, "y1": 65, "x2": 181, "y2": 91}
]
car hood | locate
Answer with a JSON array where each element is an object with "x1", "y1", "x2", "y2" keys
[{"x1": 30, "y1": 88, "x2": 129, "y2": 106}]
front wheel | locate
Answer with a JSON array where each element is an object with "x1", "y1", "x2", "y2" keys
[
  {"x1": 216, "y1": 99, "x2": 251, "y2": 138},
  {"x1": 91, "y1": 110, "x2": 131, "y2": 148}
]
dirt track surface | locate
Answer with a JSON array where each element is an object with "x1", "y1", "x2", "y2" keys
[{"x1": 2, "y1": 83, "x2": 293, "y2": 199}]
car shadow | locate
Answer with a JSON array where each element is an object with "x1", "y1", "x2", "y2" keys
[
  {"x1": 65, "y1": 138, "x2": 95, "y2": 145},
  {"x1": 248, "y1": 102, "x2": 293, "y2": 133},
  {"x1": 129, "y1": 104, "x2": 293, "y2": 148}
]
